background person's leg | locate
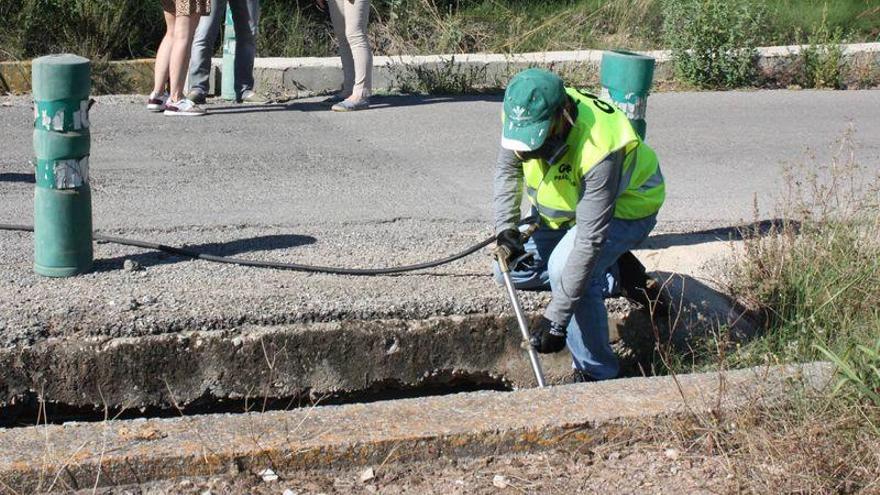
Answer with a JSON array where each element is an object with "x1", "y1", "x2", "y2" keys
[
  {"x1": 152, "y1": 10, "x2": 176, "y2": 97},
  {"x1": 188, "y1": 0, "x2": 225, "y2": 97},
  {"x1": 342, "y1": 0, "x2": 372, "y2": 100},
  {"x1": 230, "y1": 0, "x2": 259, "y2": 96},
  {"x1": 547, "y1": 215, "x2": 657, "y2": 380},
  {"x1": 169, "y1": 13, "x2": 201, "y2": 102},
  {"x1": 328, "y1": 0, "x2": 354, "y2": 98}
]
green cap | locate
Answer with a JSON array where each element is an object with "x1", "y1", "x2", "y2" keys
[{"x1": 501, "y1": 68, "x2": 565, "y2": 152}]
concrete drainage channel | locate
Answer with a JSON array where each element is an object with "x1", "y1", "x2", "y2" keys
[
  {"x1": 0, "y1": 272, "x2": 789, "y2": 492},
  {"x1": 0, "y1": 302, "x2": 655, "y2": 427}
]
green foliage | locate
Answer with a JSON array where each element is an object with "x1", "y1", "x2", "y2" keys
[
  {"x1": 0, "y1": 0, "x2": 163, "y2": 60},
  {"x1": 763, "y1": 0, "x2": 879, "y2": 46},
  {"x1": 661, "y1": 0, "x2": 765, "y2": 88},
  {"x1": 798, "y1": 6, "x2": 846, "y2": 89},
  {"x1": 816, "y1": 337, "x2": 880, "y2": 407},
  {"x1": 257, "y1": 0, "x2": 332, "y2": 57}
]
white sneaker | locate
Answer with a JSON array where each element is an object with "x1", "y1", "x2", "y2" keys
[
  {"x1": 163, "y1": 98, "x2": 207, "y2": 117},
  {"x1": 146, "y1": 92, "x2": 169, "y2": 112}
]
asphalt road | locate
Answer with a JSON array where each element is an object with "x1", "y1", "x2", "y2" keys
[
  {"x1": 0, "y1": 90, "x2": 878, "y2": 344},
  {"x1": 2, "y1": 90, "x2": 879, "y2": 232}
]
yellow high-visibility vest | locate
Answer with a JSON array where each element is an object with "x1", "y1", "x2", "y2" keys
[{"x1": 521, "y1": 87, "x2": 665, "y2": 229}]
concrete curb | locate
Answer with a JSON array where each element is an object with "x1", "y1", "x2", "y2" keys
[
  {"x1": 2, "y1": 43, "x2": 877, "y2": 95},
  {"x1": 0, "y1": 362, "x2": 833, "y2": 492},
  {"x1": 220, "y1": 42, "x2": 880, "y2": 98},
  {"x1": 1, "y1": 59, "x2": 154, "y2": 95}
]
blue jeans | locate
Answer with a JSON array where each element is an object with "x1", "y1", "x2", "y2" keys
[
  {"x1": 189, "y1": 0, "x2": 260, "y2": 96},
  {"x1": 494, "y1": 215, "x2": 657, "y2": 380}
]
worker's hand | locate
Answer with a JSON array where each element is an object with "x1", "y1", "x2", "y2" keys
[
  {"x1": 530, "y1": 316, "x2": 567, "y2": 354},
  {"x1": 315, "y1": 0, "x2": 325, "y2": 10},
  {"x1": 495, "y1": 228, "x2": 526, "y2": 262}
]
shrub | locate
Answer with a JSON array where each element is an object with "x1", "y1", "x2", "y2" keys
[
  {"x1": 661, "y1": 0, "x2": 765, "y2": 89},
  {"x1": 798, "y1": 7, "x2": 846, "y2": 89}
]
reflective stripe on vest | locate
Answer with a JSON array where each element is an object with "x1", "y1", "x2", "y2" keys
[{"x1": 521, "y1": 87, "x2": 665, "y2": 228}]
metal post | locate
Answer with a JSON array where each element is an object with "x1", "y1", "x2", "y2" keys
[
  {"x1": 500, "y1": 270, "x2": 547, "y2": 388},
  {"x1": 495, "y1": 223, "x2": 546, "y2": 388},
  {"x1": 32, "y1": 54, "x2": 93, "y2": 277},
  {"x1": 221, "y1": 6, "x2": 237, "y2": 100},
  {"x1": 600, "y1": 50, "x2": 656, "y2": 140}
]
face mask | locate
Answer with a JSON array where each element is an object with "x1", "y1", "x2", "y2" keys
[{"x1": 517, "y1": 134, "x2": 569, "y2": 165}]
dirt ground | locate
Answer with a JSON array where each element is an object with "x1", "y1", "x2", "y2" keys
[{"x1": 84, "y1": 444, "x2": 736, "y2": 495}]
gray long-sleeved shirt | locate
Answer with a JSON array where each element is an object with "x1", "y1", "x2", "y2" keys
[{"x1": 494, "y1": 147, "x2": 624, "y2": 326}]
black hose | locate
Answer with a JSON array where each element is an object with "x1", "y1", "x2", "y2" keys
[{"x1": 0, "y1": 223, "x2": 500, "y2": 276}]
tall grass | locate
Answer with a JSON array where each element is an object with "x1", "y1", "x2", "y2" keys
[
  {"x1": 722, "y1": 128, "x2": 880, "y2": 406},
  {"x1": 0, "y1": 0, "x2": 163, "y2": 61},
  {"x1": 650, "y1": 129, "x2": 880, "y2": 492},
  {"x1": 257, "y1": 0, "x2": 333, "y2": 57}
]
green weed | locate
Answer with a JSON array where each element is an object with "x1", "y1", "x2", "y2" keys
[
  {"x1": 388, "y1": 55, "x2": 489, "y2": 94},
  {"x1": 798, "y1": 5, "x2": 846, "y2": 89}
]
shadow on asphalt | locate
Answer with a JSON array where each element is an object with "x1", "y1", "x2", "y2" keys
[
  {"x1": 0, "y1": 172, "x2": 35, "y2": 184},
  {"x1": 93, "y1": 233, "x2": 317, "y2": 272},
  {"x1": 645, "y1": 219, "x2": 800, "y2": 249},
  {"x1": 204, "y1": 93, "x2": 503, "y2": 115}
]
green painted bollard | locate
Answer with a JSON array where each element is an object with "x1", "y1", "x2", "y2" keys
[
  {"x1": 600, "y1": 50, "x2": 655, "y2": 140},
  {"x1": 32, "y1": 54, "x2": 93, "y2": 277},
  {"x1": 221, "y1": 6, "x2": 236, "y2": 100}
]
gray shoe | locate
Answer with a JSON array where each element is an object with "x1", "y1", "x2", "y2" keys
[
  {"x1": 331, "y1": 98, "x2": 370, "y2": 112},
  {"x1": 320, "y1": 93, "x2": 348, "y2": 105},
  {"x1": 239, "y1": 89, "x2": 269, "y2": 104},
  {"x1": 186, "y1": 89, "x2": 207, "y2": 105}
]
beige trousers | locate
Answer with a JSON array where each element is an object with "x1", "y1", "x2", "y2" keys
[{"x1": 328, "y1": 0, "x2": 372, "y2": 99}]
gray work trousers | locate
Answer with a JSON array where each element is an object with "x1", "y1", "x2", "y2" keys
[{"x1": 188, "y1": 0, "x2": 260, "y2": 96}]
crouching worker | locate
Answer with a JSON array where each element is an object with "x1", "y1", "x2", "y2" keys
[{"x1": 493, "y1": 68, "x2": 665, "y2": 382}]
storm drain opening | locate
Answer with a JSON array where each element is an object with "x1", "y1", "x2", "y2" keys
[
  {"x1": 0, "y1": 372, "x2": 512, "y2": 428},
  {"x1": 0, "y1": 287, "x2": 749, "y2": 429}
]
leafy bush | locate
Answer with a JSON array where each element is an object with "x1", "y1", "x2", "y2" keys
[{"x1": 661, "y1": 0, "x2": 765, "y2": 88}]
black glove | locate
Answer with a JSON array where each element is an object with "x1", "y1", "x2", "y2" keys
[
  {"x1": 495, "y1": 228, "x2": 525, "y2": 262},
  {"x1": 530, "y1": 316, "x2": 567, "y2": 354}
]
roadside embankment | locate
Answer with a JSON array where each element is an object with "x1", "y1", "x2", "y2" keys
[{"x1": 1, "y1": 43, "x2": 878, "y2": 95}]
